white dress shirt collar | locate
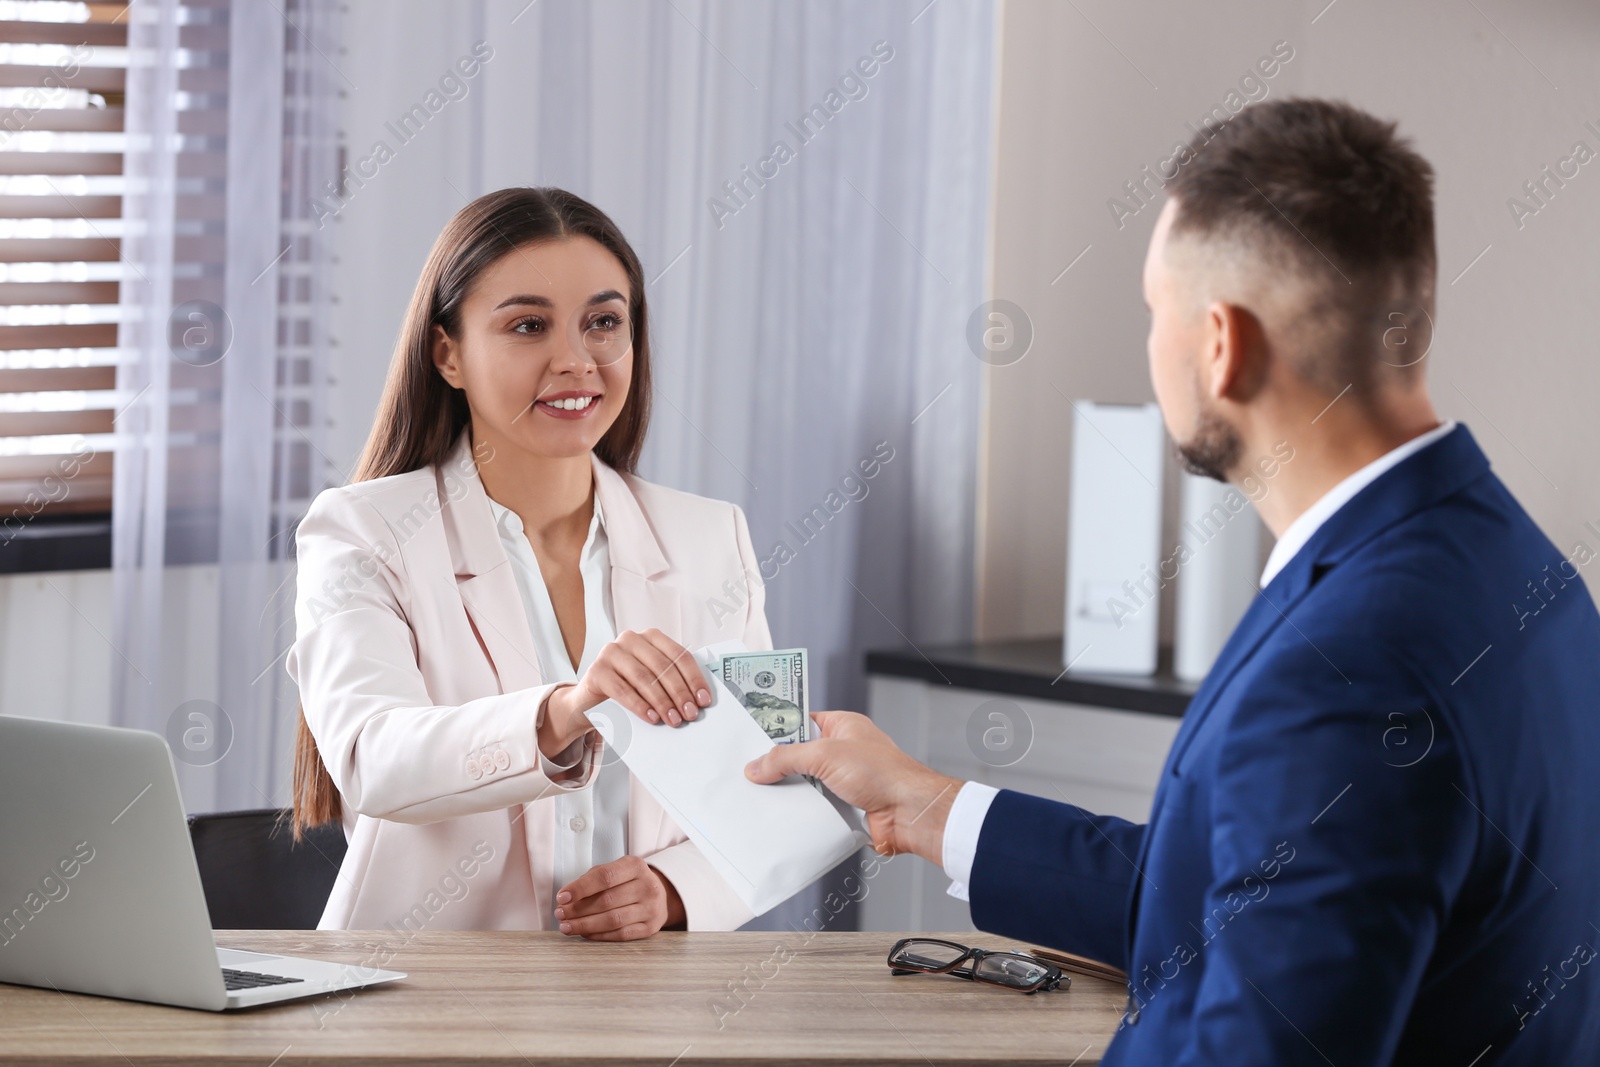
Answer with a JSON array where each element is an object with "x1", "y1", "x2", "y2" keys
[
  {"x1": 485, "y1": 487, "x2": 609, "y2": 681},
  {"x1": 486, "y1": 489, "x2": 606, "y2": 564},
  {"x1": 1258, "y1": 419, "x2": 1457, "y2": 588}
]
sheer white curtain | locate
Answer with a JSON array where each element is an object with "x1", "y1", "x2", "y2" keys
[
  {"x1": 475, "y1": 0, "x2": 996, "y2": 713},
  {"x1": 113, "y1": 0, "x2": 339, "y2": 813},
  {"x1": 461, "y1": 0, "x2": 998, "y2": 930},
  {"x1": 330, "y1": 0, "x2": 994, "y2": 928},
  {"x1": 110, "y1": 0, "x2": 992, "y2": 929}
]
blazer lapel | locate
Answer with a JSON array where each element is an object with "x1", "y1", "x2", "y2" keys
[
  {"x1": 1160, "y1": 555, "x2": 1316, "y2": 777},
  {"x1": 591, "y1": 454, "x2": 682, "y2": 638},
  {"x1": 437, "y1": 433, "x2": 546, "y2": 694},
  {"x1": 1119, "y1": 560, "x2": 1307, "y2": 968},
  {"x1": 591, "y1": 455, "x2": 682, "y2": 850}
]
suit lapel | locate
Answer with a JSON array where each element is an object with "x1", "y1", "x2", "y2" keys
[
  {"x1": 438, "y1": 433, "x2": 546, "y2": 694},
  {"x1": 439, "y1": 444, "x2": 691, "y2": 682},
  {"x1": 1160, "y1": 554, "x2": 1317, "y2": 777},
  {"x1": 1119, "y1": 561, "x2": 1308, "y2": 968},
  {"x1": 590, "y1": 454, "x2": 682, "y2": 638},
  {"x1": 1119, "y1": 423, "x2": 1492, "y2": 968},
  {"x1": 1147, "y1": 424, "x2": 1487, "y2": 807},
  {"x1": 591, "y1": 456, "x2": 679, "y2": 849},
  {"x1": 457, "y1": 571, "x2": 546, "y2": 693},
  {"x1": 609, "y1": 569, "x2": 685, "y2": 638}
]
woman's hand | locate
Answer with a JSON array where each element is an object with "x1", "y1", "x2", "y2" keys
[
  {"x1": 554, "y1": 855, "x2": 686, "y2": 940},
  {"x1": 544, "y1": 629, "x2": 713, "y2": 752}
]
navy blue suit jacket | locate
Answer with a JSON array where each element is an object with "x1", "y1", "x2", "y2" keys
[{"x1": 970, "y1": 425, "x2": 1600, "y2": 1065}]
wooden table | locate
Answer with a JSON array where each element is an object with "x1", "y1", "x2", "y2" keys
[{"x1": 0, "y1": 931, "x2": 1125, "y2": 1065}]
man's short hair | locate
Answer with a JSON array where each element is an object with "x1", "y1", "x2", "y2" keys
[{"x1": 1166, "y1": 98, "x2": 1436, "y2": 392}]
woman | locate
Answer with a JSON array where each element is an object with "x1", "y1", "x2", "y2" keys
[{"x1": 287, "y1": 187, "x2": 770, "y2": 939}]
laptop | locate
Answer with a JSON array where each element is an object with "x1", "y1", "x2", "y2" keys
[{"x1": 0, "y1": 715, "x2": 405, "y2": 1010}]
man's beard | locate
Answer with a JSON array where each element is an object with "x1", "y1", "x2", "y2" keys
[{"x1": 1173, "y1": 401, "x2": 1242, "y2": 483}]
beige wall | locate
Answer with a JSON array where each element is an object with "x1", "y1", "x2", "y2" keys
[{"x1": 977, "y1": 0, "x2": 1600, "y2": 640}]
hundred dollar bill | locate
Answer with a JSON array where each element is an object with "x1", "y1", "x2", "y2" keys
[{"x1": 720, "y1": 648, "x2": 809, "y2": 746}]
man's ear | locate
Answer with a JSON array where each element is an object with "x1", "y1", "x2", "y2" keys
[
  {"x1": 1205, "y1": 300, "x2": 1267, "y2": 402},
  {"x1": 431, "y1": 323, "x2": 464, "y2": 390}
]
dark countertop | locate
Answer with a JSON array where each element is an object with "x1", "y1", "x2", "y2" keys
[{"x1": 865, "y1": 636, "x2": 1197, "y2": 718}]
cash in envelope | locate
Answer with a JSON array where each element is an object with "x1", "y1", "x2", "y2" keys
[{"x1": 718, "y1": 648, "x2": 809, "y2": 745}]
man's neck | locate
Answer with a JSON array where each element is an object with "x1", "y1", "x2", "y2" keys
[{"x1": 1244, "y1": 401, "x2": 1443, "y2": 539}]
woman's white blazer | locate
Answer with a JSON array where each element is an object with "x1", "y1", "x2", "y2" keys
[{"x1": 287, "y1": 432, "x2": 771, "y2": 931}]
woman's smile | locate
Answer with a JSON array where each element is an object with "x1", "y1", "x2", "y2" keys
[{"x1": 536, "y1": 390, "x2": 603, "y2": 420}]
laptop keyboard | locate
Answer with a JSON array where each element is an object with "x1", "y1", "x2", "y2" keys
[{"x1": 222, "y1": 967, "x2": 304, "y2": 991}]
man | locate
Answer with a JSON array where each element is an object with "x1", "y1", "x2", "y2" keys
[{"x1": 748, "y1": 99, "x2": 1600, "y2": 1064}]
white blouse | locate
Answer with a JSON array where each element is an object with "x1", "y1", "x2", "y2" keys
[{"x1": 486, "y1": 489, "x2": 631, "y2": 928}]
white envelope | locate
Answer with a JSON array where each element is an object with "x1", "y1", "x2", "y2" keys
[{"x1": 584, "y1": 641, "x2": 868, "y2": 917}]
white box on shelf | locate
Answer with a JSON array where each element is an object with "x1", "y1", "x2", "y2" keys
[
  {"x1": 1174, "y1": 473, "x2": 1262, "y2": 682},
  {"x1": 1063, "y1": 401, "x2": 1165, "y2": 675}
]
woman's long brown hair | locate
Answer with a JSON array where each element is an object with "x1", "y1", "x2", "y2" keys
[{"x1": 291, "y1": 187, "x2": 654, "y2": 840}]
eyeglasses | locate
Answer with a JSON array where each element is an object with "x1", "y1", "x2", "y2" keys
[{"x1": 886, "y1": 938, "x2": 1068, "y2": 994}]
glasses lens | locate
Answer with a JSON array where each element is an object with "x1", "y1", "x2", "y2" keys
[
  {"x1": 891, "y1": 939, "x2": 970, "y2": 970},
  {"x1": 974, "y1": 953, "x2": 1053, "y2": 989}
]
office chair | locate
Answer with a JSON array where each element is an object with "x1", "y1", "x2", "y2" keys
[{"x1": 186, "y1": 808, "x2": 346, "y2": 929}]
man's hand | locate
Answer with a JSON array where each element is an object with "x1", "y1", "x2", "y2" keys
[
  {"x1": 555, "y1": 855, "x2": 686, "y2": 940},
  {"x1": 744, "y1": 711, "x2": 962, "y2": 865}
]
